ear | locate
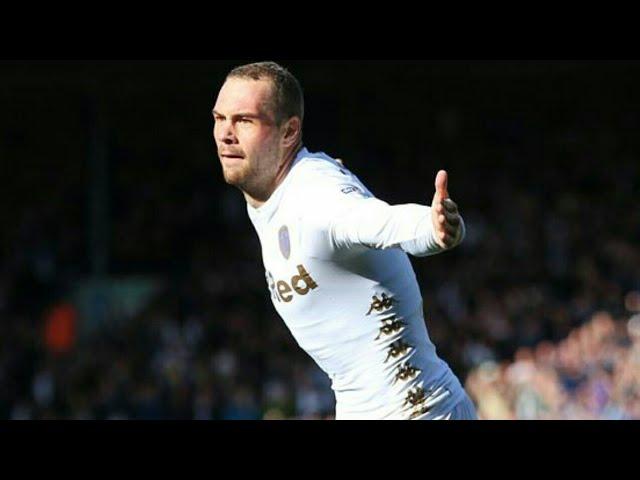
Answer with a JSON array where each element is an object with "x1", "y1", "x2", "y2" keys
[{"x1": 281, "y1": 116, "x2": 301, "y2": 148}]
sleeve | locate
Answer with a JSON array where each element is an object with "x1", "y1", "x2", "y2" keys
[{"x1": 327, "y1": 193, "x2": 466, "y2": 257}]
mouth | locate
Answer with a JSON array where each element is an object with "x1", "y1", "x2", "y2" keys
[
  {"x1": 219, "y1": 152, "x2": 245, "y2": 160},
  {"x1": 219, "y1": 154, "x2": 245, "y2": 170}
]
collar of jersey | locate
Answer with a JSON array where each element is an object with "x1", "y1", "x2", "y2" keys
[{"x1": 247, "y1": 146, "x2": 310, "y2": 220}]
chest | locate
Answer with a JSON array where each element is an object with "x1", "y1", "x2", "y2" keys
[{"x1": 258, "y1": 217, "x2": 319, "y2": 306}]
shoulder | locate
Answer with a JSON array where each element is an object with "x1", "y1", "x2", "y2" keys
[
  {"x1": 285, "y1": 151, "x2": 373, "y2": 258},
  {"x1": 287, "y1": 150, "x2": 374, "y2": 209}
]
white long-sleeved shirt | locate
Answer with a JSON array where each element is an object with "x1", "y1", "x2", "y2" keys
[{"x1": 247, "y1": 147, "x2": 466, "y2": 419}]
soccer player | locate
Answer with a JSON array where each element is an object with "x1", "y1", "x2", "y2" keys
[{"x1": 212, "y1": 61, "x2": 477, "y2": 420}]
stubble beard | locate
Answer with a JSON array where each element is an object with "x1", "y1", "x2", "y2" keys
[
  {"x1": 222, "y1": 145, "x2": 280, "y2": 202},
  {"x1": 221, "y1": 160, "x2": 251, "y2": 189}
]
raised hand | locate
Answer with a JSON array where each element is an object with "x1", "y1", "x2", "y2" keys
[{"x1": 431, "y1": 170, "x2": 462, "y2": 249}]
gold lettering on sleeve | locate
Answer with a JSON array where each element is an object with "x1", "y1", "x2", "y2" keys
[
  {"x1": 393, "y1": 362, "x2": 421, "y2": 384},
  {"x1": 366, "y1": 293, "x2": 395, "y2": 315},
  {"x1": 384, "y1": 340, "x2": 412, "y2": 363},
  {"x1": 403, "y1": 387, "x2": 427, "y2": 407},
  {"x1": 374, "y1": 316, "x2": 406, "y2": 340}
]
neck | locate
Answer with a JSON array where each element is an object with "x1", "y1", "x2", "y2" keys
[{"x1": 244, "y1": 142, "x2": 303, "y2": 209}]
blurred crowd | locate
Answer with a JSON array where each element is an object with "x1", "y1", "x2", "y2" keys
[
  {"x1": 1, "y1": 62, "x2": 639, "y2": 419},
  {"x1": 467, "y1": 310, "x2": 640, "y2": 419}
]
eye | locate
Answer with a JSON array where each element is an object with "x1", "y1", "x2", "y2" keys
[{"x1": 238, "y1": 117, "x2": 252, "y2": 124}]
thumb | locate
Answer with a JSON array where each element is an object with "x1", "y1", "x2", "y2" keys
[{"x1": 434, "y1": 170, "x2": 449, "y2": 201}]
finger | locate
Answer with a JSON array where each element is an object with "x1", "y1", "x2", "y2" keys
[
  {"x1": 434, "y1": 170, "x2": 449, "y2": 200},
  {"x1": 436, "y1": 230, "x2": 454, "y2": 248},
  {"x1": 443, "y1": 210, "x2": 460, "y2": 225},
  {"x1": 436, "y1": 208, "x2": 460, "y2": 226},
  {"x1": 437, "y1": 214, "x2": 459, "y2": 237},
  {"x1": 437, "y1": 212, "x2": 459, "y2": 229},
  {"x1": 443, "y1": 222, "x2": 459, "y2": 237},
  {"x1": 442, "y1": 198, "x2": 458, "y2": 214}
]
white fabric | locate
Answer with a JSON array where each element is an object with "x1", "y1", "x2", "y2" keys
[
  {"x1": 444, "y1": 394, "x2": 478, "y2": 420},
  {"x1": 247, "y1": 148, "x2": 469, "y2": 420}
]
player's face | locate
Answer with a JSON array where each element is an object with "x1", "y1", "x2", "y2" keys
[{"x1": 213, "y1": 78, "x2": 282, "y2": 194}]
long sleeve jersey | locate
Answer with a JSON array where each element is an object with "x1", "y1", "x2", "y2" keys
[{"x1": 247, "y1": 147, "x2": 466, "y2": 419}]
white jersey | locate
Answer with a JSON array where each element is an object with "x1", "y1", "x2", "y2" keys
[{"x1": 247, "y1": 147, "x2": 467, "y2": 420}]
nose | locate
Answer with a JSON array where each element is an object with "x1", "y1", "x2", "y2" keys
[{"x1": 214, "y1": 119, "x2": 237, "y2": 145}]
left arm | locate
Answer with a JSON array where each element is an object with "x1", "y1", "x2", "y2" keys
[{"x1": 328, "y1": 170, "x2": 465, "y2": 257}]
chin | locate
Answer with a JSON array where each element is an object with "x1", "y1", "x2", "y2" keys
[{"x1": 222, "y1": 167, "x2": 246, "y2": 188}]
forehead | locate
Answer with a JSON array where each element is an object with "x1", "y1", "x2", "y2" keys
[{"x1": 215, "y1": 77, "x2": 274, "y2": 115}]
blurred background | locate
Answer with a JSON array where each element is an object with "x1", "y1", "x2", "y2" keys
[{"x1": 1, "y1": 60, "x2": 639, "y2": 420}]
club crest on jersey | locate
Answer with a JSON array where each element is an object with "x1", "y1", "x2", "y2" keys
[{"x1": 278, "y1": 225, "x2": 291, "y2": 260}]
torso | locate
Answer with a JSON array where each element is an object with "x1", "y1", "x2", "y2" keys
[{"x1": 247, "y1": 149, "x2": 465, "y2": 419}]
